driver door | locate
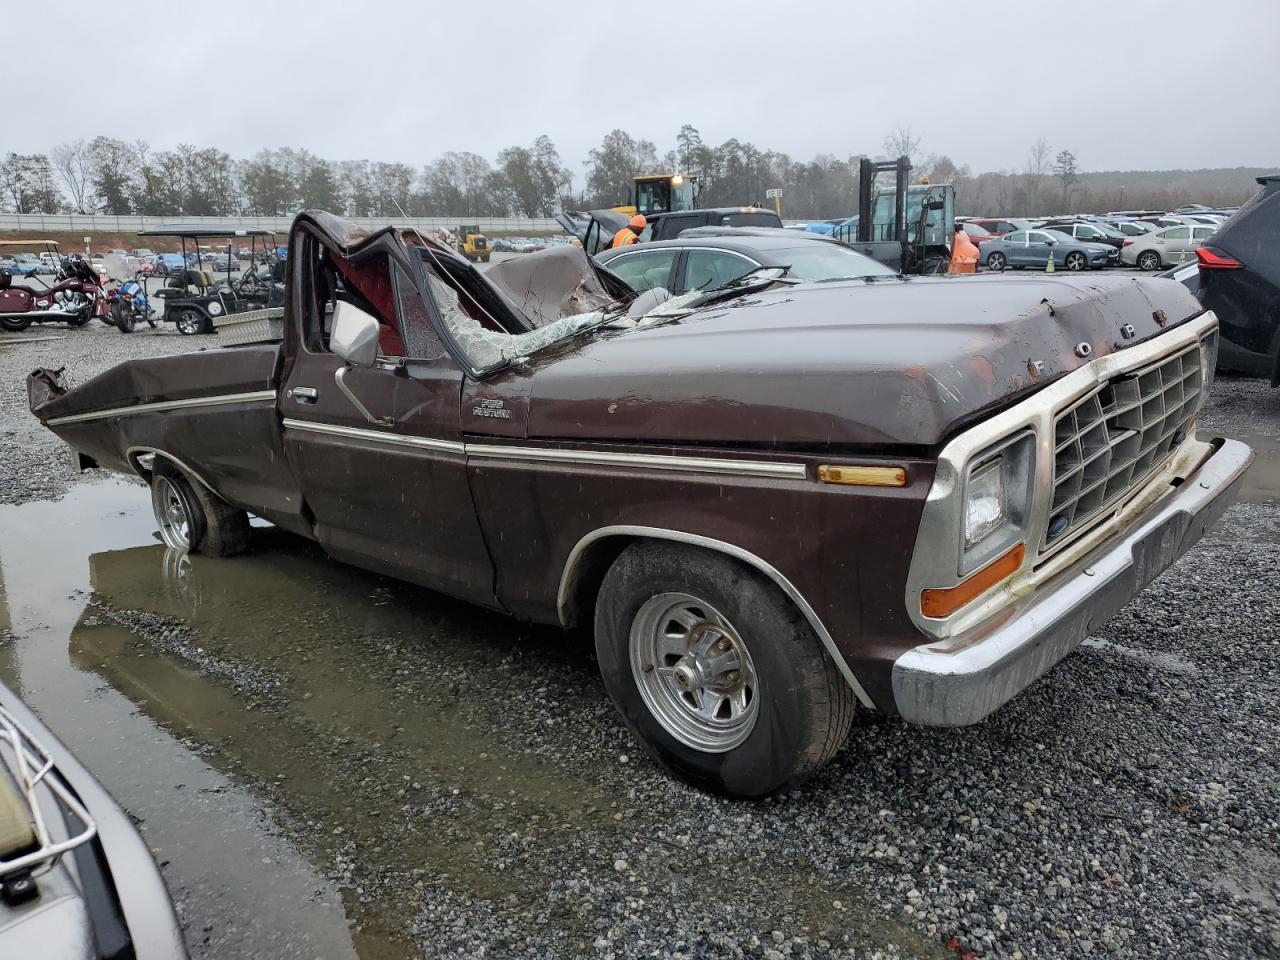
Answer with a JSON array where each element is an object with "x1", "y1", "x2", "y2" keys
[{"x1": 279, "y1": 234, "x2": 495, "y2": 607}]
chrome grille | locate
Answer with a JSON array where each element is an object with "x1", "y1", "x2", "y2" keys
[{"x1": 1044, "y1": 344, "x2": 1203, "y2": 552}]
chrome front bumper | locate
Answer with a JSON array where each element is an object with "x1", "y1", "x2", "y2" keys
[{"x1": 891, "y1": 437, "x2": 1253, "y2": 726}]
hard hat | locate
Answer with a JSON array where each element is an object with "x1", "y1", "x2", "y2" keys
[{"x1": 629, "y1": 214, "x2": 647, "y2": 230}]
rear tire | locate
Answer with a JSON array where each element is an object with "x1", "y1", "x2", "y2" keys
[
  {"x1": 150, "y1": 462, "x2": 250, "y2": 556},
  {"x1": 1137, "y1": 250, "x2": 1161, "y2": 271},
  {"x1": 0, "y1": 316, "x2": 32, "y2": 332},
  {"x1": 594, "y1": 542, "x2": 855, "y2": 797},
  {"x1": 986, "y1": 251, "x2": 1006, "y2": 271},
  {"x1": 176, "y1": 308, "x2": 208, "y2": 335}
]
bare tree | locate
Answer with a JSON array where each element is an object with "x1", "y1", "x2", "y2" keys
[
  {"x1": 1023, "y1": 137, "x2": 1050, "y2": 211},
  {"x1": 882, "y1": 125, "x2": 922, "y2": 166},
  {"x1": 51, "y1": 139, "x2": 92, "y2": 212}
]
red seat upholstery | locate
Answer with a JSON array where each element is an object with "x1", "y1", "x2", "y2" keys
[{"x1": 328, "y1": 252, "x2": 405, "y2": 357}]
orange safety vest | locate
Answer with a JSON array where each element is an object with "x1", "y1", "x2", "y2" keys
[{"x1": 611, "y1": 227, "x2": 639, "y2": 249}]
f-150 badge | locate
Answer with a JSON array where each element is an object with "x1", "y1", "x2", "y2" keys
[{"x1": 472, "y1": 398, "x2": 511, "y2": 420}]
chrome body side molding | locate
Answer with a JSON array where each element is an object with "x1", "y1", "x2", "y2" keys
[
  {"x1": 281, "y1": 418, "x2": 465, "y2": 455},
  {"x1": 45, "y1": 390, "x2": 277, "y2": 426}
]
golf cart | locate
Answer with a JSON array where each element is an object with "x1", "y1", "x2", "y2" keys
[{"x1": 135, "y1": 225, "x2": 283, "y2": 335}]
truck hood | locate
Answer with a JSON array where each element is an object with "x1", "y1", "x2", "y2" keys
[{"x1": 526, "y1": 273, "x2": 1206, "y2": 448}]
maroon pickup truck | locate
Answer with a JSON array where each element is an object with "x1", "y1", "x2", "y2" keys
[{"x1": 28, "y1": 211, "x2": 1252, "y2": 797}]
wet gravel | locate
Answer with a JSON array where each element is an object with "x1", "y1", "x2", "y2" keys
[
  {"x1": 2, "y1": 324, "x2": 1278, "y2": 959},
  {"x1": 0, "y1": 322, "x2": 200, "y2": 505}
]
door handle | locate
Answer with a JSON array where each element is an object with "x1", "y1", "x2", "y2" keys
[{"x1": 289, "y1": 386, "x2": 318, "y2": 403}]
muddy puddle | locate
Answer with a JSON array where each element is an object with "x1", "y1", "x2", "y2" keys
[
  {"x1": 0, "y1": 477, "x2": 944, "y2": 959},
  {"x1": 1233, "y1": 430, "x2": 1280, "y2": 504}
]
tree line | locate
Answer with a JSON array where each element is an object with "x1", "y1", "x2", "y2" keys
[{"x1": 0, "y1": 126, "x2": 1265, "y2": 221}]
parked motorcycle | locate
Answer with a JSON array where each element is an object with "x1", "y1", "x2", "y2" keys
[
  {"x1": 0, "y1": 258, "x2": 110, "y2": 332},
  {"x1": 107, "y1": 274, "x2": 156, "y2": 333}
]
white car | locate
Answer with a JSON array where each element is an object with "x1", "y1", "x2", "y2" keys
[
  {"x1": 1111, "y1": 221, "x2": 1156, "y2": 237},
  {"x1": 1121, "y1": 224, "x2": 1217, "y2": 270}
]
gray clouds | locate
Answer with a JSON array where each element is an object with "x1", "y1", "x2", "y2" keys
[{"x1": 7, "y1": 0, "x2": 1278, "y2": 177}]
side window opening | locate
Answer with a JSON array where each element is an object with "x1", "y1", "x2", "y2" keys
[{"x1": 301, "y1": 237, "x2": 404, "y2": 358}]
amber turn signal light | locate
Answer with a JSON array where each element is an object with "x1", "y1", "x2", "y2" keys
[
  {"x1": 921, "y1": 543, "x2": 1025, "y2": 618},
  {"x1": 817, "y1": 465, "x2": 906, "y2": 487}
]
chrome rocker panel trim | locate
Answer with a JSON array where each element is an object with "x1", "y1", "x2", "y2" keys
[{"x1": 891, "y1": 437, "x2": 1252, "y2": 727}]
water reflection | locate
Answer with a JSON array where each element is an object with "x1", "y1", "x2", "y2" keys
[{"x1": 0, "y1": 478, "x2": 360, "y2": 960}]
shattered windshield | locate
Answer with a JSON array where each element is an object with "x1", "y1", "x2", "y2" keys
[{"x1": 421, "y1": 256, "x2": 611, "y2": 373}]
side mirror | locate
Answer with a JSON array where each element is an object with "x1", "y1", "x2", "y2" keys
[{"x1": 330, "y1": 301, "x2": 380, "y2": 367}]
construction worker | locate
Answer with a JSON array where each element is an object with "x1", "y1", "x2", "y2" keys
[
  {"x1": 611, "y1": 214, "x2": 647, "y2": 248},
  {"x1": 948, "y1": 222, "x2": 980, "y2": 274}
]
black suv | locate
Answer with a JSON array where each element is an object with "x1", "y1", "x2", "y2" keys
[{"x1": 1198, "y1": 175, "x2": 1280, "y2": 383}]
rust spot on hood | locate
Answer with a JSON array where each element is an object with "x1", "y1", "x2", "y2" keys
[{"x1": 968, "y1": 355, "x2": 996, "y2": 389}]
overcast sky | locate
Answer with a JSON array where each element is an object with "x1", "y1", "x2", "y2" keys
[{"x1": 10, "y1": 0, "x2": 1279, "y2": 180}]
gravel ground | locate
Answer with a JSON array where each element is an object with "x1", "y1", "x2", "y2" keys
[
  {"x1": 1, "y1": 323, "x2": 1277, "y2": 959},
  {"x1": 0, "y1": 321, "x2": 201, "y2": 504}
]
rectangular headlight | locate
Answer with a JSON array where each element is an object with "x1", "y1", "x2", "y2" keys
[
  {"x1": 964, "y1": 460, "x2": 1006, "y2": 547},
  {"x1": 960, "y1": 432, "x2": 1036, "y2": 575}
]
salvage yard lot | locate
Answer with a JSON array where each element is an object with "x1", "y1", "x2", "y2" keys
[{"x1": 1, "y1": 322, "x2": 1277, "y2": 959}]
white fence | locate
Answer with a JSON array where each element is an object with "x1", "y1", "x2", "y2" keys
[{"x1": 0, "y1": 213, "x2": 565, "y2": 234}]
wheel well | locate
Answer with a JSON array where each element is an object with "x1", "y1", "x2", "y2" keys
[
  {"x1": 126, "y1": 447, "x2": 227, "y2": 502},
  {"x1": 556, "y1": 526, "x2": 875, "y2": 708},
  {"x1": 558, "y1": 534, "x2": 634, "y2": 630}
]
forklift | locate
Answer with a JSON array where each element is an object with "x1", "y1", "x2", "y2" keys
[
  {"x1": 629, "y1": 174, "x2": 699, "y2": 216},
  {"x1": 453, "y1": 225, "x2": 490, "y2": 263},
  {"x1": 833, "y1": 157, "x2": 955, "y2": 274}
]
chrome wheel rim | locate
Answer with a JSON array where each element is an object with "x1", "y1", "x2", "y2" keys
[
  {"x1": 629, "y1": 593, "x2": 759, "y2": 752},
  {"x1": 1140, "y1": 253, "x2": 1157, "y2": 270},
  {"x1": 1066, "y1": 253, "x2": 1085, "y2": 271},
  {"x1": 988, "y1": 254, "x2": 1004, "y2": 270},
  {"x1": 152, "y1": 476, "x2": 192, "y2": 551},
  {"x1": 176, "y1": 311, "x2": 202, "y2": 334}
]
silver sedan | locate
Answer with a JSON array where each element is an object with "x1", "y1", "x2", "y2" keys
[{"x1": 978, "y1": 229, "x2": 1117, "y2": 271}]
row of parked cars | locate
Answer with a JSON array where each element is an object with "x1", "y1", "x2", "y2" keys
[
  {"x1": 960, "y1": 206, "x2": 1232, "y2": 272},
  {"x1": 0, "y1": 250, "x2": 58, "y2": 276},
  {"x1": 967, "y1": 185, "x2": 1280, "y2": 383},
  {"x1": 490, "y1": 235, "x2": 581, "y2": 254}
]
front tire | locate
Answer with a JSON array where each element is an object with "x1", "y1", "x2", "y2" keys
[
  {"x1": 986, "y1": 251, "x2": 1006, "y2": 271},
  {"x1": 594, "y1": 542, "x2": 855, "y2": 797},
  {"x1": 150, "y1": 463, "x2": 250, "y2": 556},
  {"x1": 1137, "y1": 250, "x2": 1161, "y2": 271},
  {"x1": 112, "y1": 302, "x2": 135, "y2": 333},
  {"x1": 1065, "y1": 251, "x2": 1087, "y2": 271}
]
